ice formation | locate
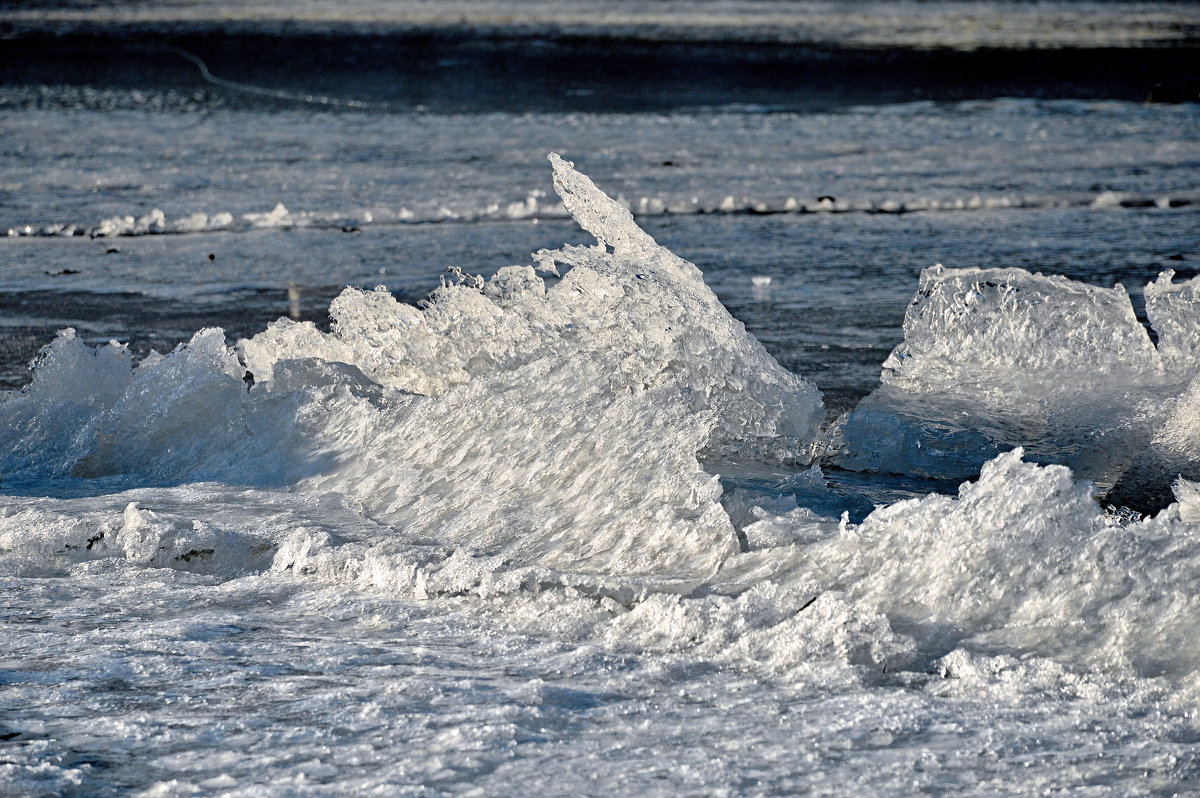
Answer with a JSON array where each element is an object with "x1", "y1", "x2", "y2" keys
[
  {"x1": 752, "y1": 450, "x2": 1200, "y2": 678},
  {"x1": 0, "y1": 154, "x2": 823, "y2": 587},
  {"x1": 4, "y1": 155, "x2": 1200, "y2": 683},
  {"x1": 7, "y1": 153, "x2": 1200, "y2": 798},
  {"x1": 12, "y1": 188, "x2": 1200, "y2": 241},
  {"x1": 838, "y1": 264, "x2": 1200, "y2": 507}
]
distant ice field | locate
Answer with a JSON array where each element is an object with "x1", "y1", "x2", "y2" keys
[{"x1": 5, "y1": 0, "x2": 1199, "y2": 49}]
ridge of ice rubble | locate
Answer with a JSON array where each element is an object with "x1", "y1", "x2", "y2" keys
[
  {"x1": 731, "y1": 449, "x2": 1200, "y2": 678},
  {"x1": 0, "y1": 154, "x2": 824, "y2": 584},
  {"x1": 10, "y1": 187, "x2": 1199, "y2": 239},
  {"x1": 241, "y1": 153, "x2": 824, "y2": 453},
  {"x1": 839, "y1": 264, "x2": 1200, "y2": 508},
  {"x1": 6, "y1": 156, "x2": 1200, "y2": 683},
  {"x1": 9, "y1": 436, "x2": 1200, "y2": 680}
]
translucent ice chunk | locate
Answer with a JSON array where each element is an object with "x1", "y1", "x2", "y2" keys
[
  {"x1": 242, "y1": 154, "x2": 824, "y2": 457},
  {"x1": 878, "y1": 264, "x2": 1159, "y2": 395},
  {"x1": 1144, "y1": 269, "x2": 1200, "y2": 376},
  {"x1": 840, "y1": 264, "x2": 1199, "y2": 504}
]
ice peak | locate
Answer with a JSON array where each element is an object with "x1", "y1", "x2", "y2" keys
[{"x1": 548, "y1": 153, "x2": 657, "y2": 256}]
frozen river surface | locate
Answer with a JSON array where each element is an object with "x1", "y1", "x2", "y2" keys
[{"x1": 3, "y1": 4, "x2": 1200, "y2": 795}]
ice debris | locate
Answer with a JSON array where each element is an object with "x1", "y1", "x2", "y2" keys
[
  {"x1": 0, "y1": 154, "x2": 824, "y2": 585},
  {"x1": 839, "y1": 263, "x2": 1200, "y2": 509}
]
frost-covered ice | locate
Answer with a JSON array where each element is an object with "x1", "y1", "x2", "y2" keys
[
  {"x1": 838, "y1": 263, "x2": 1200, "y2": 507},
  {"x1": 3, "y1": 11, "x2": 1200, "y2": 784},
  {"x1": 3, "y1": 156, "x2": 822, "y2": 593},
  {"x1": 4, "y1": 151, "x2": 1200, "y2": 794}
]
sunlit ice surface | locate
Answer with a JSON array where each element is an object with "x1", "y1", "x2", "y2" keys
[{"x1": 3, "y1": 5, "x2": 1200, "y2": 795}]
